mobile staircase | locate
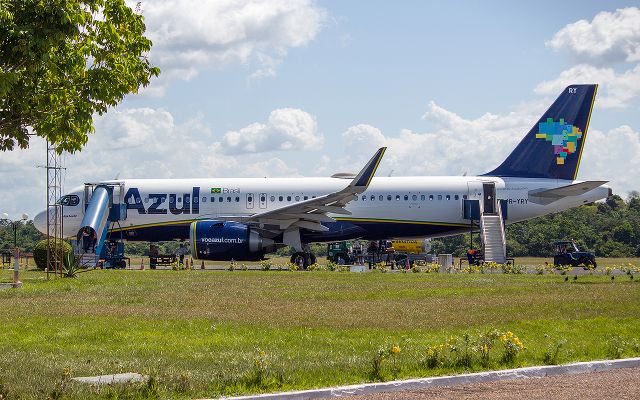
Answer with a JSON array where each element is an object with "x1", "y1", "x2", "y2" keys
[
  {"x1": 479, "y1": 204, "x2": 507, "y2": 264},
  {"x1": 463, "y1": 191, "x2": 507, "y2": 264},
  {"x1": 75, "y1": 184, "x2": 126, "y2": 268}
]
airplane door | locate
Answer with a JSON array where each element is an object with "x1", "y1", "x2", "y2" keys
[
  {"x1": 246, "y1": 193, "x2": 254, "y2": 209},
  {"x1": 259, "y1": 193, "x2": 267, "y2": 209},
  {"x1": 483, "y1": 182, "x2": 496, "y2": 214}
]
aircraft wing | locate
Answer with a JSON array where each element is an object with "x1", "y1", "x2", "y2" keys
[
  {"x1": 242, "y1": 147, "x2": 386, "y2": 232},
  {"x1": 528, "y1": 180, "x2": 608, "y2": 205}
]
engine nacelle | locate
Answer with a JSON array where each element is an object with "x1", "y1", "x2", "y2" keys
[{"x1": 189, "y1": 220, "x2": 274, "y2": 261}]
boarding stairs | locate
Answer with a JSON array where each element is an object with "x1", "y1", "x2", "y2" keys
[
  {"x1": 77, "y1": 252, "x2": 99, "y2": 268},
  {"x1": 479, "y1": 205, "x2": 506, "y2": 264},
  {"x1": 75, "y1": 184, "x2": 126, "y2": 268}
]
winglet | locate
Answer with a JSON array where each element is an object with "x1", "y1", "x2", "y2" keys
[{"x1": 350, "y1": 147, "x2": 386, "y2": 189}]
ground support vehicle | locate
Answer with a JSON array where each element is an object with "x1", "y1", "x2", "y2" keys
[
  {"x1": 100, "y1": 240, "x2": 129, "y2": 269},
  {"x1": 553, "y1": 240, "x2": 597, "y2": 269},
  {"x1": 326, "y1": 242, "x2": 355, "y2": 264}
]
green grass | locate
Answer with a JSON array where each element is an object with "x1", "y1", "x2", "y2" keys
[{"x1": 0, "y1": 268, "x2": 639, "y2": 399}]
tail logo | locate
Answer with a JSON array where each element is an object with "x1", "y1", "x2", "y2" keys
[{"x1": 535, "y1": 118, "x2": 583, "y2": 165}]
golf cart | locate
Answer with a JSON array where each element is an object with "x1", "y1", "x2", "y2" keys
[{"x1": 553, "y1": 240, "x2": 597, "y2": 269}]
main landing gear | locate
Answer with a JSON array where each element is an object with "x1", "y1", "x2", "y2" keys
[{"x1": 290, "y1": 252, "x2": 317, "y2": 269}]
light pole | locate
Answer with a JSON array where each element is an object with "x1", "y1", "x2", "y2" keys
[{"x1": 1, "y1": 212, "x2": 29, "y2": 288}]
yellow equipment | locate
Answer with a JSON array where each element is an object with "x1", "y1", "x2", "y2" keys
[{"x1": 390, "y1": 239, "x2": 431, "y2": 254}]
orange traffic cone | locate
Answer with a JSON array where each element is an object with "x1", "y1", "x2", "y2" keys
[{"x1": 140, "y1": 258, "x2": 145, "y2": 270}]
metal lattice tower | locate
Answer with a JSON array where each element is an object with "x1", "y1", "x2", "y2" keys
[{"x1": 45, "y1": 142, "x2": 65, "y2": 277}]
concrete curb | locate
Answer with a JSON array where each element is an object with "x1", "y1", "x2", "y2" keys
[{"x1": 220, "y1": 357, "x2": 640, "y2": 400}]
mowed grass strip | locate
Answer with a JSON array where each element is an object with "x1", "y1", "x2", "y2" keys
[{"x1": 0, "y1": 269, "x2": 638, "y2": 399}]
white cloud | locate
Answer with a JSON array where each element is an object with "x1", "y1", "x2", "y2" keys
[
  {"x1": 334, "y1": 103, "x2": 640, "y2": 196},
  {"x1": 340, "y1": 124, "x2": 386, "y2": 166},
  {"x1": 580, "y1": 125, "x2": 640, "y2": 194},
  {"x1": 221, "y1": 108, "x2": 323, "y2": 154},
  {"x1": 0, "y1": 106, "x2": 313, "y2": 217},
  {"x1": 139, "y1": 0, "x2": 327, "y2": 95},
  {"x1": 541, "y1": 7, "x2": 640, "y2": 108},
  {"x1": 0, "y1": 139, "x2": 46, "y2": 220},
  {"x1": 331, "y1": 102, "x2": 540, "y2": 178},
  {"x1": 547, "y1": 7, "x2": 640, "y2": 64},
  {"x1": 534, "y1": 64, "x2": 640, "y2": 108}
]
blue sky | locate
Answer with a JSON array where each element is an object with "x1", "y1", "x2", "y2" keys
[
  {"x1": 126, "y1": 0, "x2": 640, "y2": 131},
  {"x1": 2, "y1": 1, "x2": 640, "y2": 218}
]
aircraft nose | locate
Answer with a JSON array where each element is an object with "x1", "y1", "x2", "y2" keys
[{"x1": 33, "y1": 210, "x2": 47, "y2": 235}]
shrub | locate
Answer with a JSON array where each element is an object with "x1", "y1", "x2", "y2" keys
[
  {"x1": 326, "y1": 261, "x2": 338, "y2": 271},
  {"x1": 33, "y1": 239, "x2": 73, "y2": 270},
  {"x1": 542, "y1": 337, "x2": 566, "y2": 365},
  {"x1": 260, "y1": 260, "x2": 272, "y2": 271},
  {"x1": 62, "y1": 253, "x2": 81, "y2": 278}
]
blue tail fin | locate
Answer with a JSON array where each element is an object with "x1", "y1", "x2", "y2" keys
[{"x1": 484, "y1": 84, "x2": 597, "y2": 180}]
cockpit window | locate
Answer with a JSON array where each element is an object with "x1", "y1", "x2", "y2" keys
[{"x1": 57, "y1": 195, "x2": 80, "y2": 206}]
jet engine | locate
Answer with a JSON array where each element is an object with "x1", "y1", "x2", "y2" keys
[{"x1": 189, "y1": 220, "x2": 275, "y2": 261}]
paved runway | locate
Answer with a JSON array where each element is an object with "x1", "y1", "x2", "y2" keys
[{"x1": 339, "y1": 367, "x2": 640, "y2": 400}]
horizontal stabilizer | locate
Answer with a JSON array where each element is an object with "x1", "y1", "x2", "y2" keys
[
  {"x1": 331, "y1": 173, "x2": 356, "y2": 179},
  {"x1": 529, "y1": 181, "x2": 608, "y2": 205}
]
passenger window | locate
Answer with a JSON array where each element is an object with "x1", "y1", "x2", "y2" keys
[
  {"x1": 412, "y1": 194, "x2": 417, "y2": 201},
  {"x1": 362, "y1": 195, "x2": 366, "y2": 201},
  {"x1": 354, "y1": 196, "x2": 358, "y2": 201},
  {"x1": 438, "y1": 195, "x2": 442, "y2": 200},
  {"x1": 379, "y1": 195, "x2": 383, "y2": 201},
  {"x1": 371, "y1": 195, "x2": 375, "y2": 201},
  {"x1": 210, "y1": 197, "x2": 215, "y2": 202},
  {"x1": 178, "y1": 197, "x2": 182, "y2": 202},
  {"x1": 463, "y1": 195, "x2": 468, "y2": 200},
  {"x1": 304, "y1": 196, "x2": 308, "y2": 200},
  {"x1": 295, "y1": 195, "x2": 300, "y2": 201},
  {"x1": 446, "y1": 195, "x2": 451, "y2": 200},
  {"x1": 429, "y1": 195, "x2": 434, "y2": 201},
  {"x1": 454, "y1": 195, "x2": 459, "y2": 200},
  {"x1": 260, "y1": 195, "x2": 266, "y2": 202},
  {"x1": 396, "y1": 195, "x2": 400, "y2": 201},
  {"x1": 225, "y1": 196, "x2": 230, "y2": 202},
  {"x1": 404, "y1": 195, "x2": 409, "y2": 201},
  {"x1": 202, "y1": 196, "x2": 207, "y2": 203},
  {"x1": 235, "y1": 197, "x2": 240, "y2": 202},
  {"x1": 279, "y1": 196, "x2": 283, "y2": 201},
  {"x1": 387, "y1": 195, "x2": 392, "y2": 201},
  {"x1": 287, "y1": 196, "x2": 291, "y2": 201},
  {"x1": 270, "y1": 195, "x2": 275, "y2": 202},
  {"x1": 194, "y1": 196, "x2": 199, "y2": 203},
  {"x1": 421, "y1": 195, "x2": 425, "y2": 201}
]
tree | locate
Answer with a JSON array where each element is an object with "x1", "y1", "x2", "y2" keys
[{"x1": 0, "y1": 0, "x2": 159, "y2": 153}]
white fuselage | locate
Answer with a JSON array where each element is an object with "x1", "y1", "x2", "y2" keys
[{"x1": 34, "y1": 176, "x2": 609, "y2": 242}]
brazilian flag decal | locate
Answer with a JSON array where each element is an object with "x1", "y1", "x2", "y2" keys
[{"x1": 210, "y1": 188, "x2": 221, "y2": 194}]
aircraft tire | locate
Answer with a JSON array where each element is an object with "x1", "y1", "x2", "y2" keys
[{"x1": 291, "y1": 252, "x2": 306, "y2": 269}]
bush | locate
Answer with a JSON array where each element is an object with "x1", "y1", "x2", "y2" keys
[{"x1": 33, "y1": 239, "x2": 73, "y2": 270}]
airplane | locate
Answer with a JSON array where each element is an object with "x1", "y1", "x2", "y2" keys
[{"x1": 33, "y1": 84, "x2": 611, "y2": 267}]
